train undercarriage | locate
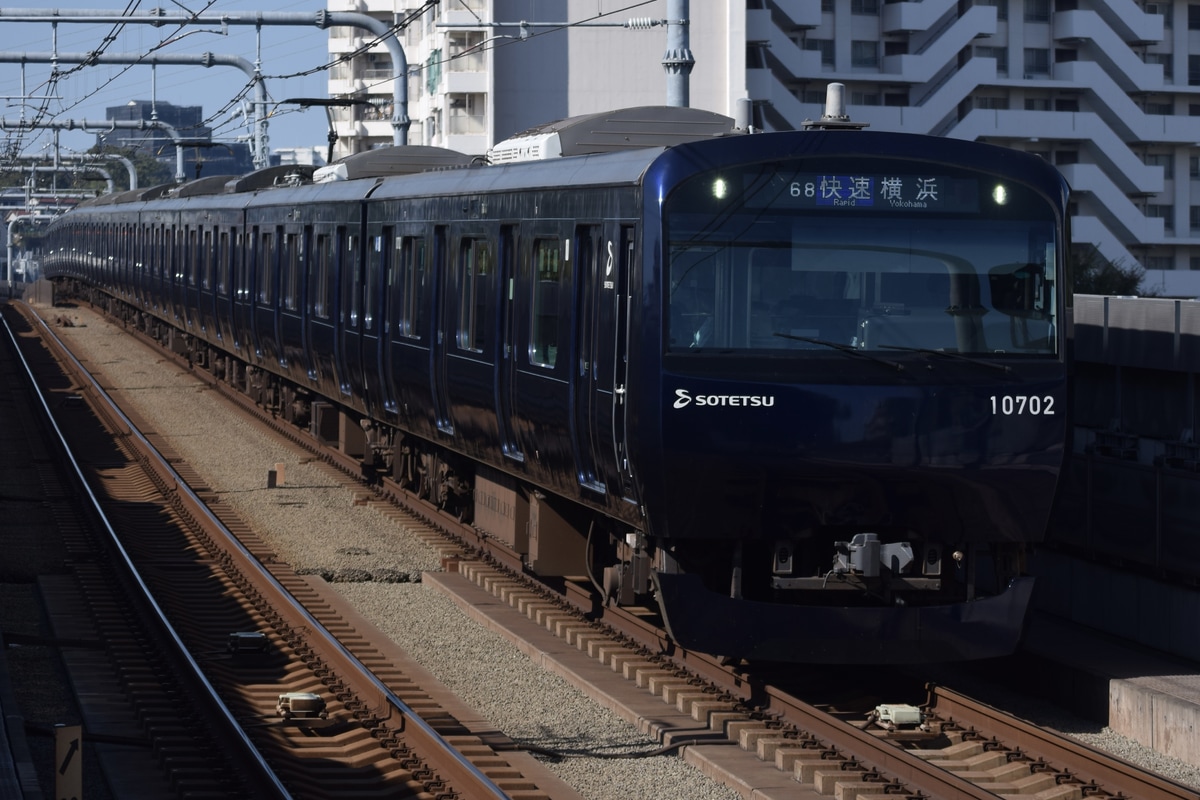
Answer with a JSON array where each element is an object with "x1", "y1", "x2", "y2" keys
[{"x1": 72, "y1": 286, "x2": 1037, "y2": 664}]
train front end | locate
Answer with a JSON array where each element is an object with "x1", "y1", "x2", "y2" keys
[{"x1": 638, "y1": 129, "x2": 1071, "y2": 663}]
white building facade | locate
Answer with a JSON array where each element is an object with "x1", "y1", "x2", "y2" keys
[{"x1": 328, "y1": 0, "x2": 1200, "y2": 296}]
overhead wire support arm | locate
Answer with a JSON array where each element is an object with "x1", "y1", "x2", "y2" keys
[
  {"x1": 436, "y1": 0, "x2": 691, "y2": 107},
  {"x1": 0, "y1": 50, "x2": 265, "y2": 173},
  {"x1": 0, "y1": 8, "x2": 412, "y2": 146},
  {"x1": 1, "y1": 115, "x2": 184, "y2": 182}
]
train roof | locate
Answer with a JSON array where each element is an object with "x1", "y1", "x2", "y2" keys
[
  {"x1": 80, "y1": 182, "x2": 176, "y2": 207},
  {"x1": 170, "y1": 174, "x2": 239, "y2": 197},
  {"x1": 488, "y1": 106, "x2": 741, "y2": 163},
  {"x1": 224, "y1": 165, "x2": 317, "y2": 193},
  {"x1": 52, "y1": 123, "x2": 1069, "y2": 219},
  {"x1": 313, "y1": 145, "x2": 478, "y2": 183},
  {"x1": 365, "y1": 144, "x2": 669, "y2": 203}
]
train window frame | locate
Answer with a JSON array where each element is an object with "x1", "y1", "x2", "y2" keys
[
  {"x1": 663, "y1": 160, "x2": 1062, "y2": 360},
  {"x1": 456, "y1": 236, "x2": 493, "y2": 353},
  {"x1": 529, "y1": 237, "x2": 563, "y2": 368}
]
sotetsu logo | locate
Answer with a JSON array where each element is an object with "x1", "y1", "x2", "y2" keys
[{"x1": 673, "y1": 389, "x2": 776, "y2": 409}]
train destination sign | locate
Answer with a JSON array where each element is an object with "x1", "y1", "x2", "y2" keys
[{"x1": 762, "y1": 174, "x2": 981, "y2": 213}]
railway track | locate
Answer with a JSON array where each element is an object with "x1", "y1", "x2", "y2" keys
[
  {"x1": 26, "y1": 296, "x2": 1200, "y2": 800},
  {"x1": 3, "y1": 302, "x2": 280, "y2": 798},
  {"x1": 6, "y1": 301, "x2": 548, "y2": 799}
]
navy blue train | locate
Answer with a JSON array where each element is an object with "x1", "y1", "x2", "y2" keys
[{"x1": 42, "y1": 103, "x2": 1071, "y2": 663}]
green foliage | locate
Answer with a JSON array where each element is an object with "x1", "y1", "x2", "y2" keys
[
  {"x1": 79, "y1": 145, "x2": 174, "y2": 193},
  {"x1": 1071, "y1": 246, "x2": 1154, "y2": 296}
]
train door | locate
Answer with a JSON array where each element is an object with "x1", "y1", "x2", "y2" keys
[
  {"x1": 214, "y1": 226, "x2": 234, "y2": 345},
  {"x1": 198, "y1": 226, "x2": 214, "y2": 334},
  {"x1": 512, "y1": 220, "x2": 575, "y2": 488},
  {"x1": 497, "y1": 224, "x2": 524, "y2": 461},
  {"x1": 359, "y1": 226, "x2": 391, "y2": 419},
  {"x1": 252, "y1": 225, "x2": 281, "y2": 366},
  {"x1": 343, "y1": 226, "x2": 364, "y2": 400},
  {"x1": 330, "y1": 225, "x2": 352, "y2": 396},
  {"x1": 133, "y1": 223, "x2": 147, "y2": 309},
  {"x1": 172, "y1": 223, "x2": 190, "y2": 326},
  {"x1": 572, "y1": 224, "x2": 606, "y2": 493},
  {"x1": 571, "y1": 222, "x2": 635, "y2": 498},
  {"x1": 338, "y1": 226, "x2": 374, "y2": 412},
  {"x1": 305, "y1": 227, "x2": 338, "y2": 395},
  {"x1": 430, "y1": 225, "x2": 453, "y2": 435},
  {"x1": 278, "y1": 226, "x2": 307, "y2": 379},
  {"x1": 440, "y1": 224, "x2": 499, "y2": 457},
  {"x1": 612, "y1": 225, "x2": 638, "y2": 502},
  {"x1": 389, "y1": 227, "x2": 434, "y2": 439},
  {"x1": 380, "y1": 229, "x2": 401, "y2": 418},
  {"x1": 148, "y1": 223, "x2": 163, "y2": 313},
  {"x1": 232, "y1": 228, "x2": 254, "y2": 354},
  {"x1": 158, "y1": 223, "x2": 173, "y2": 316}
]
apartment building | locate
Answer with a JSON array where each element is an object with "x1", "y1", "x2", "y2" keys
[{"x1": 327, "y1": 1, "x2": 1200, "y2": 296}]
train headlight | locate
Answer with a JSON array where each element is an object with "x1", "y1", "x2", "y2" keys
[
  {"x1": 712, "y1": 177, "x2": 728, "y2": 200},
  {"x1": 992, "y1": 184, "x2": 1009, "y2": 206}
]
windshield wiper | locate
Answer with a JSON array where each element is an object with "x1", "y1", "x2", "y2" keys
[
  {"x1": 774, "y1": 333, "x2": 905, "y2": 372},
  {"x1": 877, "y1": 344, "x2": 1014, "y2": 374}
]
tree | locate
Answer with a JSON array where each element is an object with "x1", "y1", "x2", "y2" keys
[
  {"x1": 1071, "y1": 245, "x2": 1154, "y2": 296},
  {"x1": 78, "y1": 145, "x2": 174, "y2": 193}
]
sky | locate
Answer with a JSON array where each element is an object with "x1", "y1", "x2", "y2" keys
[{"x1": 1, "y1": 1, "x2": 340, "y2": 160}]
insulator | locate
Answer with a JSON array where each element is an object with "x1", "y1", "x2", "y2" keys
[{"x1": 625, "y1": 17, "x2": 663, "y2": 29}]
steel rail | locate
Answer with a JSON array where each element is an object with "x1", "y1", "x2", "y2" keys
[
  {"x1": 2, "y1": 304, "x2": 292, "y2": 799},
  {"x1": 930, "y1": 684, "x2": 1200, "y2": 800},
  {"x1": 24, "y1": 304, "x2": 515, "y2": 800}
]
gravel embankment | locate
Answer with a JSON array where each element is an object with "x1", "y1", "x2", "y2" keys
[
  {"x1": 47, "y1": 302, "x2": 1200, "y2": 795},
  {"x1": 50, "y1": 304, "x2": 741, "y2": 800}
]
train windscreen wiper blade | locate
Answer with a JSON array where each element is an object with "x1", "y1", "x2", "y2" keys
[
  {"x1": 876, "y1": 344, "x2": 1014, "y2": 374},
  {"x1": 774, "y1": 333, "x2": 905, "y2": 372}
]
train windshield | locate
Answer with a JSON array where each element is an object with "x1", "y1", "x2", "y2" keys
[{"x1": 664, "y1": 157, "x2": 1060, "y2": 358}]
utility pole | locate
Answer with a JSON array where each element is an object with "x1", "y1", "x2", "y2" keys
[
  {"x1": 441, "y1": 2, "x2": 694, "y2": 107},
  {"x1": 0, "y1": 9, "x2": 412, "y2": 146},
  {"x1": 663, "y1": 0, "x2": 693, "y2": 107}
]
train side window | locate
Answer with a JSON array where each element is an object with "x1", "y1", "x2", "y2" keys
[
  {"x1": 530, "y1": 238, "x2": 562, "y2": 368},
  {"x1": 397, "y1": 235, "x2": 427, "y2": 339},
  {"x1": 456, "y1": 237, "x2": 492, "y2": 353},
  {"x1": 312, "y1": 233, "x2": 331, "y2": 319}
]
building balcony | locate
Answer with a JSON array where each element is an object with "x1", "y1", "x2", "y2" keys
[{"x1": 882, "y1": 0, "x2": 957, "y2": 34}]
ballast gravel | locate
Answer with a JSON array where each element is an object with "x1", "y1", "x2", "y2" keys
[
  {"x1": 49, "y1": 304, "x2": 1200, "y2": 796},
  {"x1": 52, "y1": 307, "x2": 739, "y2": 800}
]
